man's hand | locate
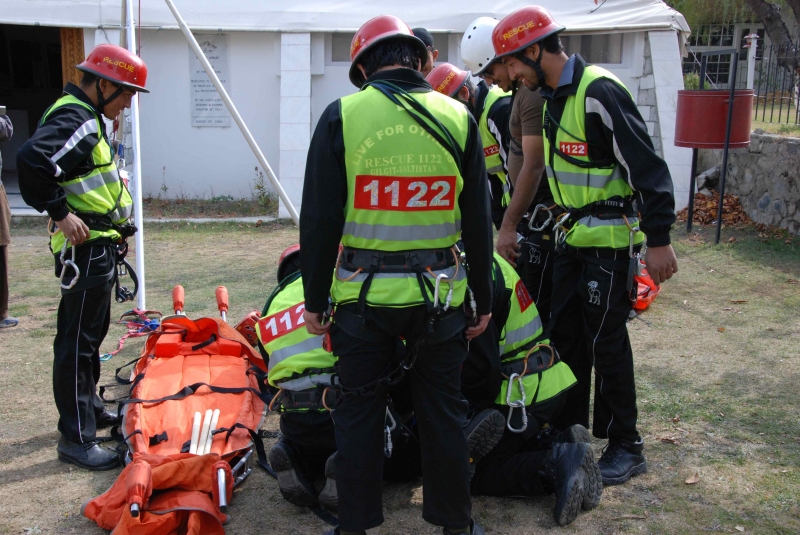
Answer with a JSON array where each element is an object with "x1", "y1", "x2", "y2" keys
[
  {"x1": 496, "y1": 227, "x2": 521, "y2": 267},
  {"x1": 304, "y1": 309, "x2": 331, "y2": 335},
  {"x1": 55, "y1": 213, "x2": 90, "y2": 246},
  {"x1": 645, "y1": 245, "x2": 678, "y2": 286},
  {"x1": 465, "y1": 313, "x2": 492, "y2": 341}
]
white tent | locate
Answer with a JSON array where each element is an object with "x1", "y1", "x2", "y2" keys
[
  {"x1": 1, "y1": 0, "x2": 693, "y2": 216},
  {"x1": 4, "y1": 0, "x2": 689, "y2": 35}
]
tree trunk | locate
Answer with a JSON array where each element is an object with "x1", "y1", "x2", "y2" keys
[
  {"x1": 783, "y1": 0, "x2": 800, "y2": 37},
  {"x1": 744, "y1": 0, "x2": 798, "y2": 73}
]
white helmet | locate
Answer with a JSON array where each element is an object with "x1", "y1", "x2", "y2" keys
[{"x1": 461, "y1": 17, "x2": 500, "y2": 76}]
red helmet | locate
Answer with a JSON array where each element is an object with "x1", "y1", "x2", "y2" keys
[
  {"x1": 426, "y1": 63, "x2": 470, "y2": 98},
  {"x1": 492, "y1": 6, "x2": 565, "y2": 59},
  {"x1": 77, "y1": 44, "x2": 149, "y2": 93},
  {"x1": 277, "y1": 244, "x2": 301, "y2": 282},
  {"x1": 349, "y1": 15, "x2": 428, "y2": 88}
]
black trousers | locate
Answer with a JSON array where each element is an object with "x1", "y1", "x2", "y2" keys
[
  {"x1": 330, "y1": 304, "x2": 471, "y2": 532},
  {"x1": 518, "y1": 227, "x2": 556, "y2": 330},
  {"x1": 281, "y1": 410, "x2": 338, "y2": 483},
  {"x1": 471, "y1": 390, "x2": 565, "y2": 497},
  {"x1": 53, "y1": 243, "x2": 115, "y2": 444},
  {"x1": 548, "y1": 246, "x2": 639, "y2": 443}
]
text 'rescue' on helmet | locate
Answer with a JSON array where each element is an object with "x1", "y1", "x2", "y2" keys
[
  {"x1": 348, "y1": 15, "x2": 428, "y2": 88},
  {"x1": 426, "y1": 63, "x2": 470, "y2": 98},
  {"x1": 461, "y1": 17, "x2": 500, "y2": 76},
  {"x1": 76, "y1": 44, "x2": 149, "y2": 93},
  {"x1": 492, "y1": 6, "x2": 565, "y2": 59}
]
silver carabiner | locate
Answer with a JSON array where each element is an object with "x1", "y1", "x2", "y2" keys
[
  {"x1": 552, "y1": 212, "x2": 570, "y2": 247},
  {"x1": 528, "y1": 204, "x2": 554, "y2": 232},
  {"x1": 384, "y1": 408, "x2": 397, "y2": 458},
  {"x1": 433, "y1": 273, "x2": 453, "y2": 312},
  {"x1": 59, "y1": 240, "x2": 80, "y2": 290},
  {"x1": 505, "y1": 373, "x2": 528, "y2": 434}
]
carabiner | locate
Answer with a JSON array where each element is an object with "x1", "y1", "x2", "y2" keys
[
  {"x1": 528, "y1": 204, "x2": 554, "y2": 232},
  {"x1": 552, "y1": 212, "x2": 571, "y2": 247},
  {"x1": 433, "y1": 273, "x2": 452, "y2": 312},
  {"x1": 505, "y1": 373, "x2": 528, "y2": 433},
  {"x1": 59, "y1": 240, "x2": 80, "y2": 290},
  {"x1": 384, "y1": 408, "x2": 397, "y2": 459}
]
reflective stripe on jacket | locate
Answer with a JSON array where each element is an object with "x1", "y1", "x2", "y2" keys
[
  {"x1": 492, "y1": 253, "x2": 575, "y2": 406},
  {"x1": 258, "y1": 276, "x2": 337, "y2": 391},
  {"x1": 333, "y1": 85, "x2": 470, "y2": 308},
  {"x1": 43, "y1": 94, "x2": 132, "y2": 252},
  {"x1": 544, "y1": 65, "x2": 644, "y2": 249},
  {"x1": 479, "y1": 85, "x2": 511, "y2": 207}
]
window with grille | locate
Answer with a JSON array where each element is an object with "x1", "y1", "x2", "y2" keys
[{"x1": 560, "y1": 33, "x2": 623, "y2": 64}]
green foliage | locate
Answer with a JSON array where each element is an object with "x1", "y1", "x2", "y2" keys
[
  {"x1": 684, "y1": 72, "x2": 700, "y2": 89},
  {"x1": 252, "y1": 166, "x2": 277, "y2": 209},
  {"x1": 777, "y1": 123, "x2": 800, "y2": 134},
  {"x1": 665, "y1": 0, "x2": 759, "y2": 26}
]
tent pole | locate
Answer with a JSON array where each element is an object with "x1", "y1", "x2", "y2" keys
[
  {"x1": 126, "y1": 0, "x2": 147, "y2": 309},
  {"x1": 163, "y1": 0, "x2": 301, "y2": 226}
]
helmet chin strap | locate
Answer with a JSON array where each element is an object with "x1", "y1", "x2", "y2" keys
[
  {"x1": 517, "y1": 43, "x2": 547, "y2": 89},
  {"x1": 95, "y1": 79, "x2": 126, "y2": 116}
]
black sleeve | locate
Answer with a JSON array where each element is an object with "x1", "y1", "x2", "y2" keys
[
  {"x1": 459, "y1": 115, "x2": 494, "y2": 315},
  {"x1": 487, "y1": 96, "x2": 512, "y2": 170},
  {"x1": 16, "y1": 105, "x2": 100, "y2": 221},
  {"x1": 0, "y1": 115, "x2": 12, "y2": 142},
  {"x1": 585, "y1": 79, "x2": 675, "y2": 247},
  {"x1": 300, "y1": 100, "x2": 348, "y2": 313}
]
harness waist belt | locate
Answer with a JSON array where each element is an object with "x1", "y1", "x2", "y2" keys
[
  {"x1": 566, "y1": 198, "x2": 638, "y2": 224},
  {"x1": 279, "y1": 387, "x2": 339, "y2": 410},
  {"x1": 75, "y1": 212, "x2": 137, "y2": 239},
  {"x1": 501, "y1": 347, "x2": 560, "y2": 377},
  {"x1": 340, "y1": 246, "x2": 456, "y2": 274}
]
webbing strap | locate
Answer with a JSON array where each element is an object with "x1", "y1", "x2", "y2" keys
[
  {"x1": 217, "y1": 423, "x2": 276, "y2": 479},
  {"x1": 118, "y1": 381, "x2": 271, "y2": 407}
]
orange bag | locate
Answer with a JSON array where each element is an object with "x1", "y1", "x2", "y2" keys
[
  {"x1": 632, "y1": 262, "x2": 661, "y2": 312},
  {"x1": 82, "y1": 453, "x2": 230, "y2": 535}
]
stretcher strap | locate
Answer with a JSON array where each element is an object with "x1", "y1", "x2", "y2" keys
[
  {"x1": 118, "y1": 381, "x2": 272, "y2": 407},
  {"x1": 217, "y1": 423, "x2": 276, "y2": 479}
]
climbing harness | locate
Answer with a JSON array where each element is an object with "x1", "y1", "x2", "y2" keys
[{"x1": 502, "y1": 343, "x2": 556, "y2": 434}]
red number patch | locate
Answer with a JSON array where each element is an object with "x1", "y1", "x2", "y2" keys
[
  {"x1": 515, "y1": 279, "x2": 533, "y2": 313},
  {"x1": 256, "y1": 303, "x2": 306, "y2": 344},
  {"x1": 559, "y1": 142, "x2": 587, "y2": 156},
  {"x1": 354, "y1": 175, "x2": 456, "y2": 211},
  {"x1": 483, "y1": 144, "x2": 500, "y2": 157}
]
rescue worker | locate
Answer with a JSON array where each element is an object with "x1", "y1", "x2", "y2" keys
[
  {"x1": 300, "y1": 15, "x2": 494, "y2": 535},
  {"x1": 17, "y1": 44, "x2": 147, "y2": 470},
  {"x1": 426, "y1": 62, "x2": 512, "y2": 230},
  {"x1": 462, "y1": 251, "x2": 602, "y2": 526},
  {"x1": 262, "y1": 246, "x2": 504, "y2": 515},
  {"x1": 461, "y1": 17, "x2": 557, "y2": 326},
  {"x1": 493, "y1": 6, "x2": 679, "y2": 485},
  {"x1": 260, "y1": 245, "x2": 340, "y2": 513},
  {"x1": 412, "y1": 28, "x2": 438, "y2": 76}
]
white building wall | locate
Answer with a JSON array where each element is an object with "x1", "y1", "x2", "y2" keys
[
  {"x1": 648, "y1": 30, "x2": 693, "y2": 211},
  {"x1": 98, "y1": 29, "x2": 281, "y2": 200}
]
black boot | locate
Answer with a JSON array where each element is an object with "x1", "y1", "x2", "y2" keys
[
  {"x1": 598, "y1": 437, "x2": 647, "y2": 486},
  {"x1": 317, "y1": 451, "x2": 338, "y2": 513},
  {"x1": 549, "y1": 442, "x2": 592, "y2": 526},
  {"x1": 268, "y1": 438, "x2": 318, "y2": 507},
  {"x1": 464, "y1": 409, "x2": 505, "y2": 476},
  {"x1": 554, "y1": 423, "x2": 591, "y2": 444},
  {"x1": 96, "y1": 409, "x2": 122, "y2": 429},
  {"x1": 443, "y1": 519, "x2": 485, "y2": 535},
  {"x1": 57, "y1": 437, "x2": 120, "y2": 471}
]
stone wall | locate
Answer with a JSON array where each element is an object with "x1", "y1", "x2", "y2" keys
[{"x1": 698, "y1": 132, "x2": 800, "y2": 234}]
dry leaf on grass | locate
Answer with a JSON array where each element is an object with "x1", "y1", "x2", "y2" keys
[
  {"x1": 686, "y1": 472, "x2": 700, "y2": 484},
  {"x1": 672, "y1": 415, "x2": 681, "y2": 423},
  {"x1": 718, "y1": 327, "x2": 726, "y2": 332},
  {"x1": 728, "y1": 237, "x2": 737, "y2": 243},
  {"x1": 788, "y1": 279, "x2": 799, "y2": 285},
  {"x1": 730, "y1": 300, "x2": 748, "y2": 304},
  {"x1": 676, "y1": 192, "x2": 752, "y2": 226},
  {"x1": 659, "y1": 436, "x2": 682, "y2": 446}
]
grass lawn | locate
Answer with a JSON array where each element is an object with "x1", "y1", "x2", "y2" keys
[{"x1": 1, "y1": 220, "x2": 798, "y2": 534}]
